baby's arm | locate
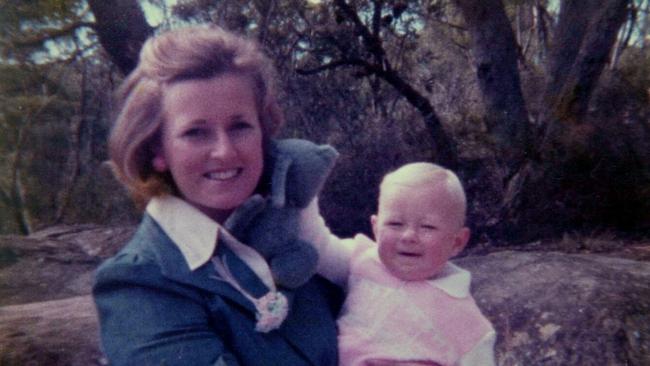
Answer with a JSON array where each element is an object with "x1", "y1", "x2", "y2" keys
[{"x1": 298, "y1": 198, "x2": 357, "y2": 287}]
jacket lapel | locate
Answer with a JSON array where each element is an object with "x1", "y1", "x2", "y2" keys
[{"x1": 138, "y1": 215, "x2": 258, "y2": 314}]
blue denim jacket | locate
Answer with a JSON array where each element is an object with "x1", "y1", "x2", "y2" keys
[{"x1": 93, "y1": 139, "x2": 342, "y2": 365}]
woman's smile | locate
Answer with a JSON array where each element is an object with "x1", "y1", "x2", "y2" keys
[{"x1": 204, "y1": 168, "x2": 241, "y2": 181}]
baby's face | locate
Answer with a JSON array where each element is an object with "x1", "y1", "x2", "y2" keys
[{"x1": 372, "y1": 182, "x2": 468, "y2": 281}]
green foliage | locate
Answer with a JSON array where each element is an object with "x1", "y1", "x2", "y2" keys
[
  {"x1": 0, "y1": 52, "x2": 129, "y2": 234},
  {"x1": 2, "y1": 0, "x2": 648, "y2": 244},
  {"x1": 0, "y1": 0, "x2": 89, "y2": 62},
  {"x1": 0, "y1": 63, "x2": 72, "y2": 231}
]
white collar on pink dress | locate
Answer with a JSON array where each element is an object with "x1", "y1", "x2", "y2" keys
[
  {"x1": 355, "y1": 233, "x2": 472, "y2": 298},
  {"x1": 428, "y1": 262, "x2": 471, "y2": 298}
]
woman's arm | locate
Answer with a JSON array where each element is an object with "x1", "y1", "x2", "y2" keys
[
  {"x1": 93, "y1": 257, "x2": 239, "y2": 366},
  {"x1": 298, "y1": 198, "x2": 358, "y2": 287}
]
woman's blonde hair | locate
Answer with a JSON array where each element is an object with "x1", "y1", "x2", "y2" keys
[{"x1": 108, "y1": 25, "x2": 284, "y2": 206}]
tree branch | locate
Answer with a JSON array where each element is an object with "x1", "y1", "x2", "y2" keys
[
  {"x1": 11, "y1": 21, "x2": 96, "y2": 48},
  {"x1": 334, "y1": 0, "x2": 386, "y2": 61},
  {"x1": 88, "y1": 0, "x2": 153, "y2": 75},
  {"x1": 296, "y1": 58, "x2": 368, "y2": 75},
  {"x1": 0, "y1": 186, "x2": 11, "y2": 207},
  {"x1": 371, "y1": 0, "x2": 383, "y2": 38}
]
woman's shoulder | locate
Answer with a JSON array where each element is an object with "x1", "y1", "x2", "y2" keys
[
  {"x1": 95, "y1": 247, "x2": 163, "y2": 289},
  {"x1": 93, "y1": 236, "x2": 204, "y2": 305},
  {"x1": 95, "y1": 216, "x2": 169, "y2": 284}
]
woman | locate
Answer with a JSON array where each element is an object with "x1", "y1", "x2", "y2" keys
[{"x1": 93, "y1": 25, "x2": 350, "y2": 365}]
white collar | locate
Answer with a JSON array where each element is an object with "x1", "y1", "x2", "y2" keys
[
  {"x1": 146, "y1": 195, "x2": 220, "y2": 271},
  {"x1": 428, "y1": 262, "x2": 471, "y2": 298},
  {"x1": 356, "y1": 233, "x2": 472, "y2": 298}
]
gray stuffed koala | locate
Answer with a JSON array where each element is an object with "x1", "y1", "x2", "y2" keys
[{"x1": 224, "y1": 139, "x2": 338, "y2": 289}]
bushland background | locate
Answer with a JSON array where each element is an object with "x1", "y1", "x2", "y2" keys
[{"x1": 1, "y1": 0, "x2": 649, "y2": 251}]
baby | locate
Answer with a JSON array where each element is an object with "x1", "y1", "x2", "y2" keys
[{"x1": 337, "y1": 162, "x2": 496, "y2": 366}]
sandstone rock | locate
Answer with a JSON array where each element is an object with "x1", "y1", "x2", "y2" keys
[
  {"x1": 1, "y1": 226, "x2": 649, "y2": 365},
  {"x1": 0, "y1": 295, "x2": 105, "y2": 366},
  {"x1": 0, "y1": 225, "x2": 130, "y2": 365},
  {"x1": 456, "y1": 251, "x2": 650, "y2": 366}
]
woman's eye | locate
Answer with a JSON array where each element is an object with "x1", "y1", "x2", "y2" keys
[
  {"x1": 182, "y1": 127, "x2": 208, "y2": 138},
  {"x1": 231, "y1": 120, "x2": 254, "y2": 132}
]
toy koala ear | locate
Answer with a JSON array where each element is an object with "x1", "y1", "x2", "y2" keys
[
  {"x1": 284, "y1": 140, "x2": 339, "y2": 208},
  {"x1": 269, "y1": 156, "x2": 291, "y2": 208},
  {"x1": 268, "y1": 139, "x2": 339, "y2": 208}
]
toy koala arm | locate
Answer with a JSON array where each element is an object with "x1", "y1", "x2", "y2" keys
[
  {"x1": 267, "y1": 237, "x2": 319, "y2": 289},
  {"x1": 222, "y1": 194, "x2": 266, "y2": 238}
]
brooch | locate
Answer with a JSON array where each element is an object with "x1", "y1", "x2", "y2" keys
[
  {"x1": 254, "y1": 291, "x2": 289, "y2": 333},
  {"x1": 212, "y1": 254, "x2": 290, "y2": 333}
]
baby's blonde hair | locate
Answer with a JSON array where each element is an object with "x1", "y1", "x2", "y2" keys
[{"x1": 380, "y1": 162, "x2": 467, "y2": 227}]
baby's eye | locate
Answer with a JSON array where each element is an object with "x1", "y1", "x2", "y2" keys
[
  {"x1": 386, "y1": 221, "x2": 403, "y2": 227},
  {"x1": 421, "y1": 224, "x2": 437, "y2": 230}
]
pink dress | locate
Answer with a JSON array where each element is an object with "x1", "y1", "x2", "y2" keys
[{"x1": 337, "y1": 235, "x2": 496, "y2": 366}]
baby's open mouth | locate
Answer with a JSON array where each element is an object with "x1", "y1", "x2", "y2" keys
[{"x1": 398, "y1": 252, "x2": 420, "y2": 257}]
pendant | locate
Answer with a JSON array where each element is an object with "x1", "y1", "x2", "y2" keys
[{"x1": 254, "y1": 291, "x2": 289, "y2": 333}]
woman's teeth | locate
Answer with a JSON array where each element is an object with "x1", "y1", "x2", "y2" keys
[{"x1": 205, "y1": 169, "x2": 239, "y2": 180}]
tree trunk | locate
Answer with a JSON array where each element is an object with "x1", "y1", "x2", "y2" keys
[
  {"x1": 547, "y1": 0, "x2": 631, "y2": 125},
  {"x1": 55, "y1": 115, "x2": 83, "y2": 223},
  {"x1": 88, "y1": 0, "x2": 153, "y2": 75},
  {"x1": 543, "y1": 0, "x2": 600, "y2": 106},
  {"x1": 10, "y1": 127, "x2": 33, "y2": 235},
  {"x1": 55, "y1": 60, "x2": 88, "y2": 223},
  {"x1": 498, "y1": 0, "x2": 632, "y2": 242},
  {"x1": 454, "y1": 0, "x2": 531, "y2": 170}
]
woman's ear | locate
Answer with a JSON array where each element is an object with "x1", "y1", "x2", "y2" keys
[{"x1": 152, "y1": 155, "x2": 168, "y2": 172}]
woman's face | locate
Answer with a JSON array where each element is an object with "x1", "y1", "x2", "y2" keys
[{"x1": 154, "y1": 73, "x2": 264, "y2": 222}]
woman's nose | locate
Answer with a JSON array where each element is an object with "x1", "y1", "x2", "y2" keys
[{"x1": 209, "y1": 134, "x2": 237, "y2": 160}]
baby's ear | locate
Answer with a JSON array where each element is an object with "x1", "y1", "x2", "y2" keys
[
  {"x1": 452, "y1": 227, "x2": 470, "y2": 256},
  {"x1": 370, "y1": 215, "x2": 378, "y2": 240}
]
